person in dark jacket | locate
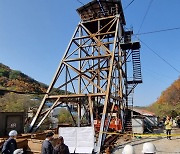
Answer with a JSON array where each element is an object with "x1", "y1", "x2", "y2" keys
[
  {"x1": 53, "y1": 136, "x2": 70, "y2": 154},
  {"x1": 41, "y1": 132, "x2": 54, "y2": 154},
  {"x1": 2, "y1": 130, "x2": 18, "y2": 154}
]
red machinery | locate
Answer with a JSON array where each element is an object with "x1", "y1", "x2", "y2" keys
[{"x1": 94, "y1": 113, "x2": 122, "y2": 132}]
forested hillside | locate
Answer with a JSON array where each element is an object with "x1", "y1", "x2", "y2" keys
[
  {"x1": 0, "y1": 63, "x2": 47, "y2": 93},
  {"x1": 0, "y1": 63, "x2": 48, "y2": 112},
  {"x1": 148, "y1": 77, "x2": 180, "y2": 118},
  {"x1": 1, "y1": 63, "x2": 179, "y2": 117}
]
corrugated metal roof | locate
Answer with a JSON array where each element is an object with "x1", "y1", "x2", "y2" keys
[{"x1": 132, "y1": 108, "x2": 156, "y2": 116}]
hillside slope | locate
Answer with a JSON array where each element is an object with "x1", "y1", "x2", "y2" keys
[
  {"x1": 0, "y1": 63, "x2": 47, "y2": 94},
  {"x1": 148, "y1": 77, "x2": 180, "y2": 117},
  {"x1": 0, "y1": 63, "x2": 49, "y2": 112}
]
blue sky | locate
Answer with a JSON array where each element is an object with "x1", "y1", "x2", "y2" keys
[{"x1": 0, "y1": 0, "x2": 180, "y2": 106}]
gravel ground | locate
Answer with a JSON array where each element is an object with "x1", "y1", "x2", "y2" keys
[{"x1": 113, "y1": 128, "x2": 180, "y2": 154}]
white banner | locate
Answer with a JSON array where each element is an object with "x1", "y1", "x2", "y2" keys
[{"x1": 59, "y1": 127, "x2": 94, "y2": 153}]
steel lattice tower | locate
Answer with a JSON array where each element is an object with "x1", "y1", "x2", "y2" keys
[{"x1": 29, "y1": 0, "x2": 142, "y2": 153}]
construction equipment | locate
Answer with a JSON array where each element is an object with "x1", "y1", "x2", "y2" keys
[{"x1": 28, "y1": 0, "x2": 142, "y2": 153}]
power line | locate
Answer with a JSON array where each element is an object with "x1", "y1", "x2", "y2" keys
[
  {"x1": 0, "y1": 89, "x2": 47, "y2": 95},
  {"x1": 140, "y1": 39, "x2": 180, "y2": 74},
  {"x1": 124, "y1": 0, "x2": 135, "y2": 10},
  {"x1": 142, "y1": 66, "x2": 171, "y2": 80},
  {"x1": 137, "y1": 0, "x2": 154, "y2": 33},
  {"x1": 142, "y1": 68, "x2": 168, "y2": 84},
  {"x1": 135, "y1": 27, "x2": 180, "y2": 35},
  {"x1": 76, "y1": 0, "x2": 84, "y2": 5}
]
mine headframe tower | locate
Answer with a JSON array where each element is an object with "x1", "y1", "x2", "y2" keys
[{"x1": 29, "y1": 0, "x2": 142, "y2": 153}]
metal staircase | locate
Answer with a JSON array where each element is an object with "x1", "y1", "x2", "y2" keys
[
  {"x1": 127, "y1": 49, "x2": 142, "y2": 106},
  {"x1": 125, "y1": 48, "x2": 142, "y2": 133},
  {"x1": 124, "y1": 109, "x2": 132, "y2": 132},
  {"x1": 127, "y1": 49, "x2": 142, "y2": 84},
  {"x1": 132, "y1": 50, "x2": 142, "y2": 83}
]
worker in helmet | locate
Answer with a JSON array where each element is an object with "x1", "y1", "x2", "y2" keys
[
  {"x1": 142, "y1": 142, "x2": 156, "y2": 154},
  {"x1": 122, "y1": 144, "x2": 135, "y2": 154},
  {"x1": 164, "y1": 116, "x2": 173, "y2": 140},
  {"x1": 2, "y1": 130, "x2": 18, "y2": 154}
]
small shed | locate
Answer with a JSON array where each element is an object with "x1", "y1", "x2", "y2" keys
[
  {"x1": 132, "y1": 116, "x2": 144, "y2": 134},
  {"x1": 132, "y1": 108, "x2": 158, "y2": 127}
]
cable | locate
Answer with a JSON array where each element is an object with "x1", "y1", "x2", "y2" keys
[
  {"x1": 124, "y1": 0, "x2": 135, "y2": 10},
  {"x1": 76, "y1": 0, "x2": 84, "y2": 5},
  {"x1": 140, "y1": 39, "x2": 180, "y2": 74},
  {"x1": 0, "y1": 89, "x2": 47, "y2": 95},
  {"x1": 137, "y1": 0, "x2": 154, "y2": 33},
  {"x1": 142, "y1": 66, "x2": 171, "y2": 79},
  {"x1": 135, "y1": 27, "x2": 180, "y2": 35}
]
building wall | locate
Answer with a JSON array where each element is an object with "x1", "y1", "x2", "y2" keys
[{"x1": 0, "y1": 112, "x2": 24, "y2": 137}]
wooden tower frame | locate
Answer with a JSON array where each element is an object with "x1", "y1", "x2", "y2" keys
[{"x1": 29, "y1": 0, "x2": 142, "y2": 153}]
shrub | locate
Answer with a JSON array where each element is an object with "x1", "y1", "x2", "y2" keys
[
  {"x1": 0, "y1": 68, "x2": 9, "y2": 77},
  {"x1": 9, "y1": 70, "x2": 21, "y2": 79},
  {"x1": 58, "y1": 108, "x2": 74, "y2": 124}
]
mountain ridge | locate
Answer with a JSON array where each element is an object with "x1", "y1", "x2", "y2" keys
[{"x1": 0, "y1": 63, "x2": 48, "y2": 94}]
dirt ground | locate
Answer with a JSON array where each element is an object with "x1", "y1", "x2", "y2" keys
[{"x1": 113, "y1": 128, "x2": 180, "y2": 154}]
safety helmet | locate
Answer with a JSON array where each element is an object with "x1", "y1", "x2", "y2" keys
[
  {"x1": 122, "y1": 144, "x2": 135, "y2": 154},
  {"x1": 9, "y1": 130, "x2": 18, "y2": 137},
  {"x1": 142, "y1": 142, "x2": 156, "y2": 153},
  {"x1": 13, "y1": 149, "x2": 23, "y2": 154}
]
